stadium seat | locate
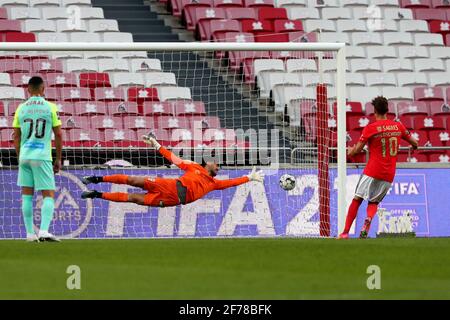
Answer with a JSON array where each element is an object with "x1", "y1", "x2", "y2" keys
[
  {"x1": 429, "y1": 101, "x2": 450, "y2": 115},
  {"x1": 157, "y1": 87, "x2": 191, "y2": 101},
  {"x1": 286, "y1": 7, "x2": 320, "y2": 20},
  {"x1": 428, "y1": 152, "x2": 450, "y2": 162},
  {"x1": 145, "y1": 72, "x2": 177, "y2": 87},
  {"x1": 55, "y1": 102, "x2": 75, "y2": 116},
  {"x1": 136, "y1": 128, "x2": 170, "y2": 146},
  {"x1": 24, "y1": 20, "x2": 56, "y2": 33},
  {"x1": 346, "y1": 73, "x2": 366, "y2": 87},
  {"x1": 62, "y1": 0, "x2": 92, "y2": 6},
  {"x1": 123, "y1": 116, "x2": 155, "y2": 130},
  {"x1": 428, "y1": 129, "x2": 450, "y2": 146},
  {"x1": 130, "y1": 59, "x2": 162, "y2": 73},
  {"x1": 88, "y1": 19, "x2": 120, "y2": 33},
  {"x1": 225, "y1": 8, "x2": 258, "y2": 20},
  {"x1": 60, "y1": 87, "x2": 91, "y2": 101},
  {"x1": 102, "y1": 32, "x2": 133, "y2": 42},
  {"x1": 398, "y1": 46, "x2": 429, "y2": 59},
  {"x1": 184, "y1": 7, "x2": 226, "y2": 31},
  {"x1": 66, "y1": 59, "x2": 99, "y2": 73},
  {"x1": 60, "y1": 116, "x2": 91, "y2": 130},
  {"x1": 74, "y1": 101, "x2": 107, "y2": 116},
  {"x1": 191, "y1": 116, "x2": 221, "y2": 129},
  {"x1": 104, "y1": 129, "x2": 137, "y2": 147},
  {"x1": 258, "y1": 7, "x2": 287, "y2": 21},
  {"x1": 346, "y1": 115, "x2": 370, "y2": 131},
  {"x1": 383, "y1": 32, "x2": 414, "y2": 46},
  {"x1": 10, "y1": 73, "x2": 38, "y2": 88},
  {"x1": 240, "y1": 19, "x2": 273, "y2": 34},
  {"x1": 273, "y1": 19, "x2": 303, "y2": 33},
  {"x1": 414, "y1": 115, "x2": 446, "y2": 130},
  {"x1": 98, "y1": 59, "x2": 130, "y2": 73},
  {"x1": 128, "y1": 87, "x2": 159, "y2": 104},
  {"x1": 399, "y1": 19, "x2": 430, "y2": 33},
  {"x1": 397, "y1": 101, "x2": 429, "y2": 116},
  {"x1": 64, "y1": 129, "x2": 102, "y2": 147},
  {"x1": 94, "y1": 88, "x2": 125, "y2": 102},
  {"x1": 432, "y1": 0, "x2": 450, "y2": 8},
  {"x1": 108, "y1": 101, "x2": 139, "y2": 116},
  {"x1": 32, "y1": 59, "x2": 63, "y2": 73},
  {"x1": 173, "y1": 101, "x2": 206, "y2": 116},
  {"x1": 401, "y1": 0, "x2": 431, "y2": 8},
  {"x1": 214, "y1": 0, "x2": 243, "y2": 7},
  {"x1": 414, "y1": 8, "x2": 447, "y2": 21},
  {"x1": 414, "y1": 87, "x2": 445, "y2": 101},
  {"x1": 366, "y1": 73, "x2": 397, "y2": 87},
  {"x1": 397, "y1": 152, "x2": 428, "y2": 163},
  {"x1": 143, "y1": 101, "x2": 173, "y2": 116},
  {"x1": 352, "y1": 33, "x2": 384, "y2": 46},
  {"x1": 46, "y1": 73, "x2": 78, "y2": 88},
  {"x1": 30, "y1": 0, "x2": 60, "y2": 7},
  {"x1": 429, "y1": 46, "x2": 450, "y2": 59},
  {"x1": 351, "y1": 59, "x2": 382, "y2": 73},
  {"x1": 0, "y1": 129, "x2": 13, "y2": 147},
  {"x1": 322, "y1": 7, "x2": 352, "y2": 20},
  {"x1": 171, "y1": 0, "x2": 210, "y2": 17},
  {"x1": 90, "y1": 115, "x2": 123, "y2": 130},
  {"x1": 201, "y1": 19, "x2": 240, "y2": 42},
  {"x1": 0, "y1": 73, "x2": 11, "y2": 87},
  {"x1": 382, "y1": 59, "x2": 414, "y2": 72},
  {"x1": 112, "y1": 73, "x2": 145, "y2": 87},
  {"x1": 158, "y1": 116, "x2": 190, "y2": 129},
  {"x1": 397, "y1": 72, "x2": 429, "y2": 87},
  {"x1": 0, "y1": 59, "x2": 31, "y2": 73},
  {"x1": 244, "y1": 0, "x2": 274, "y2": 8},
  {"x1": 79, "y1": 73, "x2": 111, "y2": 88}
]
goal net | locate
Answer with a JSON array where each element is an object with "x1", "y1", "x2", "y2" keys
[{"x1": 0, "y1": 42, "x2": 346, "y2": 239}]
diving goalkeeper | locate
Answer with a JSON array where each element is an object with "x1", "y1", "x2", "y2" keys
[{"x1": 81, "y1": 134, "x2": 264, "y2": 207}]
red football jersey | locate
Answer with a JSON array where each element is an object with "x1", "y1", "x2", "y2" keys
[{"x1": 359, "y1": 119, "x2": 411, "y2": 183}]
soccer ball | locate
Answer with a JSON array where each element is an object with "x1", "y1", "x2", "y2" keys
[{"x1": 279, "y1": 174, "x2": 296, "y2": 191}]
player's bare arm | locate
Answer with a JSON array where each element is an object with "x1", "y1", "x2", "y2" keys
[
  {"x1": 347, "y1": 141, "x2": 366, "y2": 157},
  {"x1": 404, "y1": 135, "x2": 419, "y2": 151}
]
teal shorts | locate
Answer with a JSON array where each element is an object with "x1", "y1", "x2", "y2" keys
[{"x1": 17, "y1": 160, "x2": 56, "y2": 191}]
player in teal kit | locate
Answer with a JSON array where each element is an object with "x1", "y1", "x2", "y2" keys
[{"x1": 13, "y1": 76, "x2": 63, "y2": 242}]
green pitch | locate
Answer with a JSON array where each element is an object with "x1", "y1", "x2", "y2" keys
[{"x1": 1, "y1": 238, "x2": 450, "y2": 299}]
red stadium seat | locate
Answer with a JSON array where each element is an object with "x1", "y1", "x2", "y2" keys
[
  {"x1": 143, "y1": 101, "x2": 173, "y2": 116},
  {"x1": 42, "y1": 87, "x2": 60, "y2": 101},
  {"x1": 5, "y1": 32, "x2": 36, "y2": 42},
  {"x1": 432, "y1": 0, "x2": 450, "y2": 8},
  {"x1": 429, "y1": 101, "x2": 450, "y2": 116},
  {"x1": 198, "y1": 19, "x2": 240, "y2": 41},
  {"x1": 60, "y1": 116, "x2": 91, "y2": 130},
  {"x1": 273, "y1": 19, "x2": 303, "y2": 33},
  {"x1": 32, "y1": 59, "x2": 63, "y2": 73},
  {"x1": 0, "y1": 129, "x2": 13, "y2": 147},
  {"x1": 399, "y1": 115, "x2": 416, "y2": 130},
  {"x1": 11, "y1": 73, "x2": 44, "y2": 87},
  {"x1": 203, "y1": 128, "x2": 236, "y2": 144},
  {"x1": 170, "y1": 0, "x2": 209, "y2": 17},
  {"x1": 74, "y1": 101, "x2": 107, "y2": 116},
  {"x1": 127, "y1": 87, "x2": 159, "y2": 104},
  {"x1": 269, "y1": 50, "x2": 303, "y2": 59},
  {"x1": 241, "y1": 19, "x2": 273, "y2": 33},
  {"x1": 229, "y1": 49, "x2": 268, "y2": 72},
  {"x1": 259, "y1": 7, "x2": 287, "y2": 22},
  {"x1": 255, "y1": 32, "x2": 289, "y2": 42},
  {"x1": 414, "y1": 8, "x2": 447, "y2": 21},
  {"x1": 0, "y1": 8, "x2": 7, "y2": 20},
  {"x1": 158, "y1": 116, "x2": 190, "y2": 129},
  {"x1": 46, "y1": 73, "x2": 78, "y2": 88},
  {"x1": 94, "y1": 87, "x2": 125, "y2": 102},
  {"x1": 90, "y1": 116, "x2": 123, "y2": 130},
  {"x1": 108, "y1": 101, "x2": 139, "y2": 116},
  {"x1": 428, "y1": 129, "x2": 450, "y2": 145},
  {"x1": 346, "y1": 115, "x2": 370, "y2": 131},
  {"x1": 0, "y1": 101, "x2": 4, "y2": 116},
  {"x1": 0, "y1": 59, "x2": 31, "y2": 73},
  {"x1": 184, "y1": 7, "x2": 226, "y2": 31},
  {"x1": 190, "y1": 116, "x2": 221, "y2": 129},
  {"x1": 55, "y1": 102, "x2": 75, "y2": 116},
  {"x1": 225, "y1": 8, "x2": 258, "y2": 21},
  {"x1": 104, "y1": 129, "x2": 137, "y2": 147},
  {"x1": 0, "y1": 116, "x2": 13, "y2": 129},
  {"x1": 6, "y1": 101, "x2": 21, "y2": 116},
  {"x1": 397, "y1": 101, "x2": 429, "y2": 116},
  {"x1": 332, "y1": 101, "x2": 363, "y2": 116},
  {"x1": 447, "y1": 8, "x2": 450, "y2": 19},
  {"x1": 0, "y1": 20, "x2": 21, "y2": 33},
  {"x1": 214, "y1": 0, "x2": 243, "y2": 7},
  {"x1": 136, "y1": 128, "x2": 170, "y2": 147},
  {"x1": 79, "y1": 73, "x2": 111, "y2": 88},
  {"x1": 428, "y1": 20, "x2": 450, "y2": 37},
  {"x1": 428, "y1": 152, "x2": 450, "y2": 162},
  {"x1": 401, "y1": 0, "x2": 431, "y2": 8},
  {"x1": 244, "y1": 0, "x2": 274, "y2": 9},
  {"x1": 170, "y1": 128, "x2": 199, "y2": 147},
  {"x1": 397, "y1": 152, "x2": 428, "y2": 163},
  {"x1": 60, "y1": 87, "x2": 91, "y2": 102},
  {"x1": 123, "y1": 116, "x2": 155, "y2": 130},
  {"x1": 413, "y1": 87, "x2": 444, "y2": 102},
  {"x1": 415, "y1": 115, "x2": 446, "y2": 130},
  {"x1": 64, "y1": 129, "x2": 102, "y2": 147},
  {"x1": 346, "y1": 130, "x2": 362, "y2": 146},
  {"x1": 173, "y1": 101, "x2": 206, "y2": 116}
]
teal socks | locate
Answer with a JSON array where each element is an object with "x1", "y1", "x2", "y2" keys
[
  {"x1": 21, "y1": 195, "x2": 34, "y2": 235},
  {"x1": 40, "y1": 197, "x2": 55, "y2": 232}
]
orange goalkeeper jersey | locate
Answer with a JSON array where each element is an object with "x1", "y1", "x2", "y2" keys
[{"x1": 158, "y1": 147, "x2": 249, "y2": 204}]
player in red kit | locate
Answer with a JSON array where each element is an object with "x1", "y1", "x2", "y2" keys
[
  {"x1": 80, "y1": 133, "x2": 264, "y2": 207},
  {"x1": 338, "y1": 96, "x2": 418, "y2": 239}
]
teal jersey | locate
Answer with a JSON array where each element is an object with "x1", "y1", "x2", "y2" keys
[{"x1": 13, "y1": 96, "x2": 62, "y2": 162}]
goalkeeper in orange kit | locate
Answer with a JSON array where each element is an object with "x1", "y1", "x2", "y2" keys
[{"x1": 81, "y1": 133, "x2": 265, "y2": 207}]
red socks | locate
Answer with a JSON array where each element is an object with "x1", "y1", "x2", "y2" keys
[
  {"x1": 103, "y1": 174, "x2": 129, "y2": 185},
  {"x1": 367, "y1": 203, "x2": 378, "y2": 220},
  {"x1": 343, "y1": 198, "x2": 363, "y2": 234},
  {"x1": 102, "y1": 192, "x2": 129, "y2": 202}
]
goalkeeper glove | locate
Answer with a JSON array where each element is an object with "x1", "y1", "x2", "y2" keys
[
  {"x1": 142, "y1": 132, "x2": 161, "y2": 150},
  {"x1": 247, "y1": 166, "x2": 264, "y2": 183}
]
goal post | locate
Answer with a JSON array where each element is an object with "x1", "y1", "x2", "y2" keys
[{"x1": 0, "y1": 42, "x2": 347, "y2": 239}]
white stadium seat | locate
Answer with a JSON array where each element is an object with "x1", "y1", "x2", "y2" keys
[
  {"x1": 366, "y1": 73, "x2": 397, "y2": 87},
  {"x1": 336, "y1": 20, "x2": 367, "y2": 33},
  {"x1": 69, "y1": 32, "x2": 101, "y2": 42},
  {"x1": 286, "y1": 7, "x2": 320, "y2": 20},
  {"x1": 111, "y1": 73, "x2": 145, "y2": 87},
  {"x1": 37, "y1": 32, "x2": 69, "y2": 42},
  {"x1": 79, "y1": 7, "x2": 104, "y2": 20},
  {"x1": 397, "y1": 73, "x2": 428, "y2": 87},
  {"x1": 157, "y1": 87, "x2": 191, "y2": 101},
  {"x1": 366, "y1": 46, "x2": 397, "y2": 59},
  {"x1": 383, "y1": 59, "x2": 414, "y2": 72},
  {"x1": 0, "y1": 73, "x2": 11, "y2": 86},
  {"x1": 130, "y1": 59, "x2": 162, "y2": 72},
  {"x1": 351, "y1": 59, "x2": 382, "y2": 72},
  {"x1": 273, "y1": 86, "x2": 315, "y2": 112},
  {"x1": 276, "y1": 0, "x2": 307, "y2": 7},
  {"x1": 383, "y1": 32, "x2": 414, "y2": 46},
  {"x1": 30, "y1": 0, "x2": 60, "y2": 6},
  {"x1": 430, "y1": 47, "x2": 450, "y2": 60},
  {"x1": 301, "y1": 73, "x2": 334, "y2": 87},
  {"x1": 84, "y1": 51, "x2": 116, "y2": 59},
  {"x1": 0, "y1": 87, "x2": 25, "y2": 101},
  {"x1": 415, "y1": 34, "x2": 444, "y2": 47},
  {"x1": 428, "y1": 73, "x2": 450, "y2": 87},
  {"x1": 62, "y1": 0, "x2": 92, "y2": 6},
  {"x1": 103, "y1": 32, "x2": 133, "y2": 42},
  {"x1": 341, "y1": 0, "x2": 369, "y2": 7},
  {"x1": 320, "y1": 59, "x2": 350, "y2": 72},
  {"x1": 88, "y1": 19, "x2": 120, "y2": 33},
  {"x1": 383, "y1": 8, "x2": 414, "y2": 20},
  {"x1": 398, "y1": 46, "x2": 429, "y2": 59},
  {"x1": 322, "y1": 8, "x2": 352, "y2": 20},
  {"x1": 319, "y1": 32, "x2": 351, "y2": 45},
  {"x1": 98, "y1": 59, "x2": 130, "y2": 72},
  {"x1": 24, "y1": 19, "x2": 56, "y2": 32},
  {"x1": 382, "y1": 87, "x2": 414, "y2": 101},
  {"x1": 66, "y1": 59, "x2": 99, "y2": 72},
  {"x1": 9, "y1": 7, "x2": 41, "y2": 20},
  {"x1": 145, "y1": 72, "x2": 177, "y2": 87},
  {"x1": 415, "y1": 59, "x2": 445, "y2": 72},
  {"x1": 42, "y1": 8, "x2": 69, "y2": 20},
  {"x1": 304, "y1": 20, "x2": 336, "y2": 32},
  {"x1": 261, "y1": 72, "x2": 301, "y2": 99},
  {"x1": 373, "y1": 0, "x2": 400, "y2": 7},
  {"x1": 352, "y1": 32, "x2": 383, "y2": 46},
  {"x1": 349, "y1": 87, "x2": 381, "y2": 104},
  {"x1": 399, "y1": 20, "x2": 429, "y2": 33},
  {"x1": 286, "y1": 59, "x2": 317, "y2": 73},
  {"x1": 56, "y1": 19, "x2": 88, "y2": 32},
  {"x1": 0, "y1": 0, "x2": 28, "y2": 6},
  {"x1": 346, "y1": 46, "x2": 366, "y2": 59},
  {"x1": 117, "y1": 51, "x2": 149, "y2": 59},
  {"x1": 346, "y1": 73, "x2": 366, "y2": 86}
]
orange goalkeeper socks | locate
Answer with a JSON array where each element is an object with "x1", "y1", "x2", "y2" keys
[
  {"x1": 102, "y1": 192, "x2": 129, "y2": 202},
  {"x1": 103, "y1": 174, "x2": 129, "y2": 185}
]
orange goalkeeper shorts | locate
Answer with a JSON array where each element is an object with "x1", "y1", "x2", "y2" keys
[{"x1": 143, "y1": 177, "x2": 180, "y2": 207}]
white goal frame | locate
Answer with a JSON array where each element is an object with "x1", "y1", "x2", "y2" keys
[{"x1": 0, "y1": 41, "x2": 347, "y2": 235}]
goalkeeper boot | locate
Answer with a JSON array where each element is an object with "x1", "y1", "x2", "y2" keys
[
  {"x1": 26, "y1": 234, "x2": 40, "y2": 243},
  {"x1": 337, "y1": 233, "x2": 349, "y2": 240},
  {"x1": 81, "y1": 176, "x2": 102, "y2": 185},
  {"x1": 359, "y1": 218, "x2": 372, "y2": 239},
  {"x1": 81, "y1": 190, "x2": 102, "y2": 199},
  {"x1": 38, "y1": 230, "x2": 60, "y2": 242}
]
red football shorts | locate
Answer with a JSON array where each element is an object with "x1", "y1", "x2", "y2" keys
[{"x1": 143, "y1": 177, "x2": 180, "y2": 207}]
